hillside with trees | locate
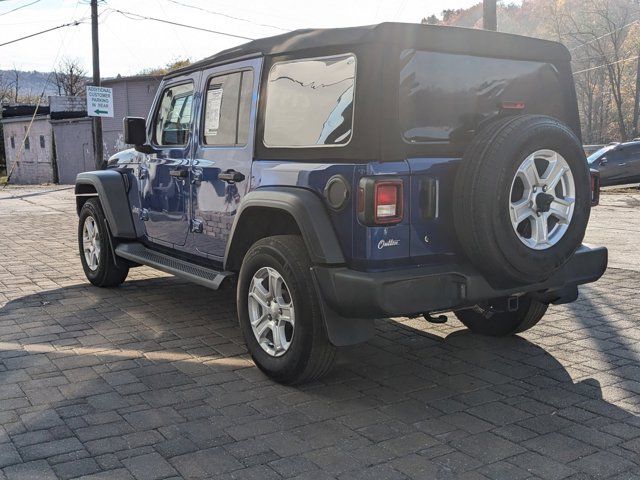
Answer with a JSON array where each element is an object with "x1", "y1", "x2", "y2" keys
[{"x1": 426, "y1": 0, "x2": 640, "y2": 144}]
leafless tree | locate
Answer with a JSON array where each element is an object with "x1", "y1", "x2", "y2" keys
[
  {"x1": 564, "y1": 0, "x2": 637, "y2": 141},
  {"x1": 53, "y1": 58, "x2": 87, "y2": 97},
  {"x1": 11, "y1": 66, "x2": 19, "y2": 103},
  {"x1": 0, "y1": 73, "x2": 13, "y2": 104}
]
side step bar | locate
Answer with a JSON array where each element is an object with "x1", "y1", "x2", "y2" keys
[{"x1": 115, "y1": 243, "x2": 233, "y2": 290}]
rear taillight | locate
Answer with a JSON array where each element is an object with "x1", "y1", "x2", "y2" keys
[
  {"x1": 358, "y1": 178, "x2": 403, "y2": 225},
  {"x1": 374, "y1": 181, "x2": 403, "y2": 223}
]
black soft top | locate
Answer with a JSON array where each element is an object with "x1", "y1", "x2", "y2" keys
[{"x1": 166, "y1": 22, "x2": 571, "y2": 79}]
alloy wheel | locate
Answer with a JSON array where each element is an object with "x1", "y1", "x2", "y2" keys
[
  {"x1": 248, "y1": 266, "x2": 295, "y2": 357},
  {"x1": 82, "y1": 215, "x2": 101, "y2": 271},
  {"x1": 509, "y1": 149, "x2": 576, "y2": 250}
]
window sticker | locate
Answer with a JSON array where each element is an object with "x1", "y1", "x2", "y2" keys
[{"x1": 205, "y1": 88, "x2": 223, "y2": 136}]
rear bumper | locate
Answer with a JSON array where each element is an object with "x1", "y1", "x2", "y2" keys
[{"x1": 312, "y1": 244, "x2": 608, "y2": 319}]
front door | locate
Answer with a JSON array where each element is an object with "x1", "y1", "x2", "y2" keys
[
  {"x1": 190, "y1": 59, "x2": 261, "y2": 257},
  {"x1": 141, "y1": 75, "x2": 199, "y2": 246}
]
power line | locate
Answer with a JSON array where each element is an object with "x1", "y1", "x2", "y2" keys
[
  {"x1": 108, "y1": 7, "x2": 254, "y2": 41},
  {"x1": 570, "y1": 17, "x2": 640, "y2": 52},
  {"x1": 0, "y1": 0, "x2": 41, "y2": 16},
  {"x1": 165, "y1": 0, "x2": 290, "y2": 32},
  {"x1": 0, "y1": 19, "x2": 84, "y2": 48},
  {"x1": 573, "y1": 54, "x2": 639, "y2": 75}
]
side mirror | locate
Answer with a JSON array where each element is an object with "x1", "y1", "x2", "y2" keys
[
  {"x1": 599, "y1": 157, "x2": 608, "y2": 166},
  {"x1": 123, "y1": 117, "x2": 147, "y2": 147}
]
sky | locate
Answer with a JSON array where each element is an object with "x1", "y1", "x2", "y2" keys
[{"x1": 0, "y1": 0, "x2": 481, "y2": 77}]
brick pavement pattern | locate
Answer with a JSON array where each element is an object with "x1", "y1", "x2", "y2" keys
[{"x1": 0, "y1": 185, "x2": 639, "y2": 479}]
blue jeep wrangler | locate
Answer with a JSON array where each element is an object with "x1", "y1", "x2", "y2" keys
[{"x1": 76, "y1": 23, "x2": 607, "y2": 383}]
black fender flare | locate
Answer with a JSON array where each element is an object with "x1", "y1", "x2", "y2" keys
[
  {"x1": 224, "y1": 187, "x2": 345, "y2": 268},
  {"x1": 75, "y1": 170, "x2": 137, "y2": 239},
  {"x1": 225, "y1": 187, "x2": 370, "y2": 346}
]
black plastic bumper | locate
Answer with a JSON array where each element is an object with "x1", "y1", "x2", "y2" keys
[{"x1": 312, "y1": 244, "x2": 608, "y2": 319}]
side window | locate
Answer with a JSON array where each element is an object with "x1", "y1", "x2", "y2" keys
[
  {"x1": 40, "y1": 135, "x2": 46, "y2": 149},
  {"x1": 264, "y1": 54, "x2": 356, "y2": 147},
  {"x1": 10, "y1": 136, "x2": 15, "y2": 149},
  {"x1": 153, "y1": 82, "x2": 194, "y2": 147},
  {"x1": 203, "y1": 70, "x2": 254, "y2": 146},
  {"x1": 24, "y1": 136, "x2": 30, "y2": 150}
]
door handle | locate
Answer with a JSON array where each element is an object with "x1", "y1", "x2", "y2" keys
[
  {"x1": 619, "y1": 163, "x2": 627, "y2": 166},
  {"x1": 218, "y1": 169, "x2": 245, "y2": 183},
  {"x1": 169, "y1": 169, "x2": 189, "y2": 178}
]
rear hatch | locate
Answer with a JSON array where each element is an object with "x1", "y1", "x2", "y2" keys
[{"x1": 352, "y1": 47, "x2": 576, "y2": 270}]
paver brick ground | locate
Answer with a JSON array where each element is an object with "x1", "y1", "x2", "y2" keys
[{"x1": 0, "y1": 185, "x2": 639, "y2": 479}]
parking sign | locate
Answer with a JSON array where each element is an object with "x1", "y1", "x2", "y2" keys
[{"x1": 86, "y1": 85, "x2": 113, "y2": 118}]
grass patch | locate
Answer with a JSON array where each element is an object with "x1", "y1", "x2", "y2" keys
[{"x1": 0, "y1": 176, "x2": 7, "y2": 185}]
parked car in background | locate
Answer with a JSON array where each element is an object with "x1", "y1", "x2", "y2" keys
[{"x1": 588, "y1": 141, "x2": 640, "y2": 186}]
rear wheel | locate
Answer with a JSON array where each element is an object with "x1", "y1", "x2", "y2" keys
[
  {"x1": 78, "y1": 198, "x2": 129, "y2": 287},
  {"x1": 454, "y1": 295, "x2": 548, "y2": 336},
  {"x1": 237, "y1": 235, "x2": 335, "y2": 384}
]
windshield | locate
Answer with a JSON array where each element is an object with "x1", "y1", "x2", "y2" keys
[{"x1": 587, "y1": 145, "x2": 616, "y2": 164}]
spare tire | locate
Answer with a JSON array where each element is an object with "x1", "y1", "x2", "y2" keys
[{"x1": 453, "y1": 115, "x2": 591, "y2": 286}]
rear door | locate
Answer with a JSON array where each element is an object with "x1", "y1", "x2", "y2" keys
[
  {"x1": 189, "y1": 58, "x2": 261, "y2": 258},
  {"x1": 618, "y1": 144, "x2": 640, "y2": 184},
  {"x1": 601, "y1": 149, "x2": 629, "y2": 185},
  {"x1": 140, "y1": 75, "x2": 199, "y2": 246}
]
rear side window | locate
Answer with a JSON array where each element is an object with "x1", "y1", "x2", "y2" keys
[
  {"x1": 264, "y1": 54, "x2": 356, "y2": 148},
  {"x1": 203, "y1": 70, "x2": 254, "y2": 146},
  {"x1": 399, "y1": 50, "x2": 564, "y2": 146},
  {"x1": 153, "y1": 82, "x2": 194, "y2": 146}
]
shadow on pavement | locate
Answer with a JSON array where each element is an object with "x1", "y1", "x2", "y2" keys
[{"x1": 1, "y1": 277, "x2": 638, "y2": 478}]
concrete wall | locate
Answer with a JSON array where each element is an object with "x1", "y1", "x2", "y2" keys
[
  {"x1": 2, "y1": 116, "x2": 54, "y2": 184},
  {"x1": 52, "y1": 117, "x2": 94, "y2": 184},
  {"x1": 102, "y1": 77, "x2": 161, "y2": 158}
]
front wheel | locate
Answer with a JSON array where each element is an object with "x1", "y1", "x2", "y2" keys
[
  {"x1": 78, "y1": 198, "x2": 129, "y2": 287},
  {"x1": 454, "y1": 295, "x2": 548, "y2": 336},
  {"x1": 237, "y1": 235, "x2": 335, "y2": 384}
]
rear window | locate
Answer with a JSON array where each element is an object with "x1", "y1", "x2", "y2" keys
[
  {"x1": 399, "y1": 49, "x2": 564, "y2": 146},
  {"x1": 264, "y1": 54, "x2": 356, "y2": 148}
]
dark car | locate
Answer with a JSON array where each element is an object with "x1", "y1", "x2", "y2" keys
[
  {"x1": 74, "y1": 23, "x2": 607, "y2": 384},
  {"x1": 588, "y1": 141, "x2": 640, "y2": 186}
]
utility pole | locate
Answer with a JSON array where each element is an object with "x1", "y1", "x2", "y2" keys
[
  {"x1": 483, "y1": 0, "x2": 497, "y2": 31},
  {"x1": 91, "y1": 0, "x2": 104, "y2": 169},
  {"x1": 632, "y1": 48, "x2": 640, "y2": 139}
]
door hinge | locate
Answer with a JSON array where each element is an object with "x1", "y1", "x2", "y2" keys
[
  {"x1": 139, "y1": 208, "x2": 149, "y2": 221},
  {"x1": 139, "y1": 167, "x2": 149, "y2": 180},
  {"x1": 191, "y1": 218, "x2": 204, "y2": 233}
]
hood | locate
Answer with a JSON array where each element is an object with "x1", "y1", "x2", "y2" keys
[{"x1": 107, "y1": 148, "x2": 139, "y2": 167}]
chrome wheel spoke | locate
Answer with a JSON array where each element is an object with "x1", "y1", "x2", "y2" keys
[
  {"x1": 255, "y1": 317, "x2": 272, "y2": 339},
  {"x1": 543, "y1": 158, "x2": 567, "y2": 190},
  {"x1": 249, "y1": 289, "x2": 269, "y2": 310},
  {"x1": 272, "y1": 324, "x2": 285, "y2": 352},
  {"x1": 267, "y1": 269, "x2": 279, "y2": 299},
  {"x1": 549, "y1": 197, "x2": 574, "y2": 224},
  {"x1": 518, "y1": 155, "x2": 541, "y2": 190},
  {"x1": 278, "y1": 304, "x2": 294, "y2": 325},
  {"x1": 532, "y1": 214, "x2": 549, "y2": 245},
  {"x1": 510, "y1": 199, "x2": 533, "y2": 225}
]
